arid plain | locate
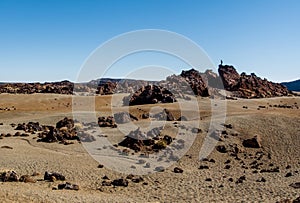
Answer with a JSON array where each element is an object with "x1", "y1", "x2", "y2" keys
[{"x1": 0, "y1": 93, "x2": 299, "y2": 203}]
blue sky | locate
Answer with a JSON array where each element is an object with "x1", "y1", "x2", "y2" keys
[{"x1": 0, "y1": 0, "x2": 299, "y2": 82}]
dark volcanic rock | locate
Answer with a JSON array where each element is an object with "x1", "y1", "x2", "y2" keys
[
  {"x1": 44, "y1": 171, "x2": 66, "y2": 181},
  {"x1": 118, "y1": 127, "x2": 172, "y2": 153},
  {"x1": 173, "y1": 167, "x2": 183, "y2": 173},
  {"x1": 58, "y1": 182, "x2": 79, "y2": 190},
  {"x1": 0, "y1": 171, "x2": 19, "y2": 182},
  {"x1": 218, "y1": 64, "x2": 291, "y2": 98},
  {"x1": 290, "y1": 182, "x2": 300, "y2": 189},
  {"x1": 96, "y1": 81, "x2": 117, "y2": 95},
  {"x1": 180, "y1": 69, "x2": 210, "y2": 97},
  {"x1": 0, "y1": 80, "x2": 74, "y2": 94},
  {"x1": 216, "y1": 145, "x2": 227, "y2": 153},
  {"x1": 112, "y1": 178, "x2": 128, "y2": 187},
  {"x1": 242, "y1": 135, "x2": 262, "y2": 148},
  {"x1": 98, "y1": 116, "x2": 117, "y2": 128},
  {"x1": 124, "y1": 85, "x2": 176, "y2": 106},
  {"x1": 56, "y1": 117, "x2": 74, "y2": 129}
]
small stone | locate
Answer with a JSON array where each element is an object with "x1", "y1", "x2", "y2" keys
[
  {"x1": 98, "y1": 164, "x2": 104, "y2": 168},
  {"x1": 132, "y1": 177, "x2": 144, "y2": 183},
  {"x1": 285, "y1": 172, "x2": 293, "y2": 177},
  {"x1": 199, "y1": 165, "x2": 209, "y2": 170},
  {"x1": 224, "y1": 160, "x2": 231, "y2": 164},
  {"x1": 224, "y1": 165, "x2": 231, "y2": 169},
  {"x1": 173, "y1": 167, "x2": 183, "y2": 173},
  {"x1": 155, "y1": 166, "x2": 165, "y2": 172},
  {"x1": 205, "y1": 178, "x2": 212, "y2": 182},
  {"x1": 216, "y1": 145, "x2": 227, "y2": 153},
  {"x1": 289, "y1": 182, "x2": 300, "y2": 189},
  {"x1": 102, "y1": 175, "x2": 109, "y2": 180},
  {"x1": 58, "y1": 182, "x2": 79, "y2": 190},
  {"x1": 126, "y1": 174, "x2": 134, "y2": 179}
]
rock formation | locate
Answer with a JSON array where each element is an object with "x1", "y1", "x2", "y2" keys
[{"x1": 218, "y1": 64, "x2": 290, "y2": 98}]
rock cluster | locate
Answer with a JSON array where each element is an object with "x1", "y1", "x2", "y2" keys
[
  {"x1": 37, "y1": 120, "x2": 79, "y2": 144},
  {"x1": 98, "y1": 116, "x2": 117, "y2": 128},
  {"x1": 15, "y1": 122, "x2": 43, "y2": 133},
  {"x1": 0, "y1": 171, "x2": 36, "y2": 183},
  {"x1": 123, "y1": 85, "x2": 176, "y2": 106},
  {"x1": 118, "y1": 127, "x2": 173, "y2": 152},
  {"x1": 218, "y1": 64, "x2": 291, "y2": 98}
]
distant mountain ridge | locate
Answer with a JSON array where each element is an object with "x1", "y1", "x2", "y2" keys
[
  {"x1": 0, "y1": 65, "x2": 297, "y2": 99},
  {"x1": 281, "y1": 79, "x2": 300, "y2": 92}
]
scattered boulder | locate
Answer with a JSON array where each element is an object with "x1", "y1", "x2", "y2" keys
[
  {"x1": 58, "y1": 182, "x2": 79, "y2": 190},
  {"x1": 44, "y1": 171, "x2": 65, "y2": 181},
  {"x1": 0, "y1": 171, "x2": 19, "y2": 182},
  {"x1": 112, "y1": 178, "x2": 128, "y2": 187},
  {"x1": 119, "y1": 127, "x2": 172, "y2": 153},
  {"x1": 114, "y1": 112, "x2": 138, "y2": 124},
  {"x1": 290, "y1": 182, "x2": 300, "y2": 189},
  {"x1": 216, "y1": 145, "x2": 227, "y2": 153},
  {"x1": 19, "y1": 175, "x2": 36, "y2": 183},
  {"x1": 242, "y1": 135, "x2": 262, "y2": 148}
]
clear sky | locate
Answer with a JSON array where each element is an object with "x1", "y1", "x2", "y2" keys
[{"x1": 0, "y1": 0, "x2": 299, "y2": 83}]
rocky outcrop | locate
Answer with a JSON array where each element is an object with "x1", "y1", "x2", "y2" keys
[
  {"x1": 180, "y1": 69, "x2": 209, "y2": 97},
  {"x1": 218, "y1": 64, "x2": 290, "y2": 98},
  {"x1": 96, "y1": 81, "x2": 117, "y2": 95},
  {"x1": 0, "y1": 80, "x2": 74, "y2": 94}
]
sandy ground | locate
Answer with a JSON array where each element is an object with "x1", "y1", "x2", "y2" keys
[{"x1": 0, "y1": 93, "x2": 299, "y2": 202}]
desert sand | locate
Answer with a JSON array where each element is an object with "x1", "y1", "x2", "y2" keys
[{"x1": 0, "y1": 93, "x2": 299, "y2": 203}]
